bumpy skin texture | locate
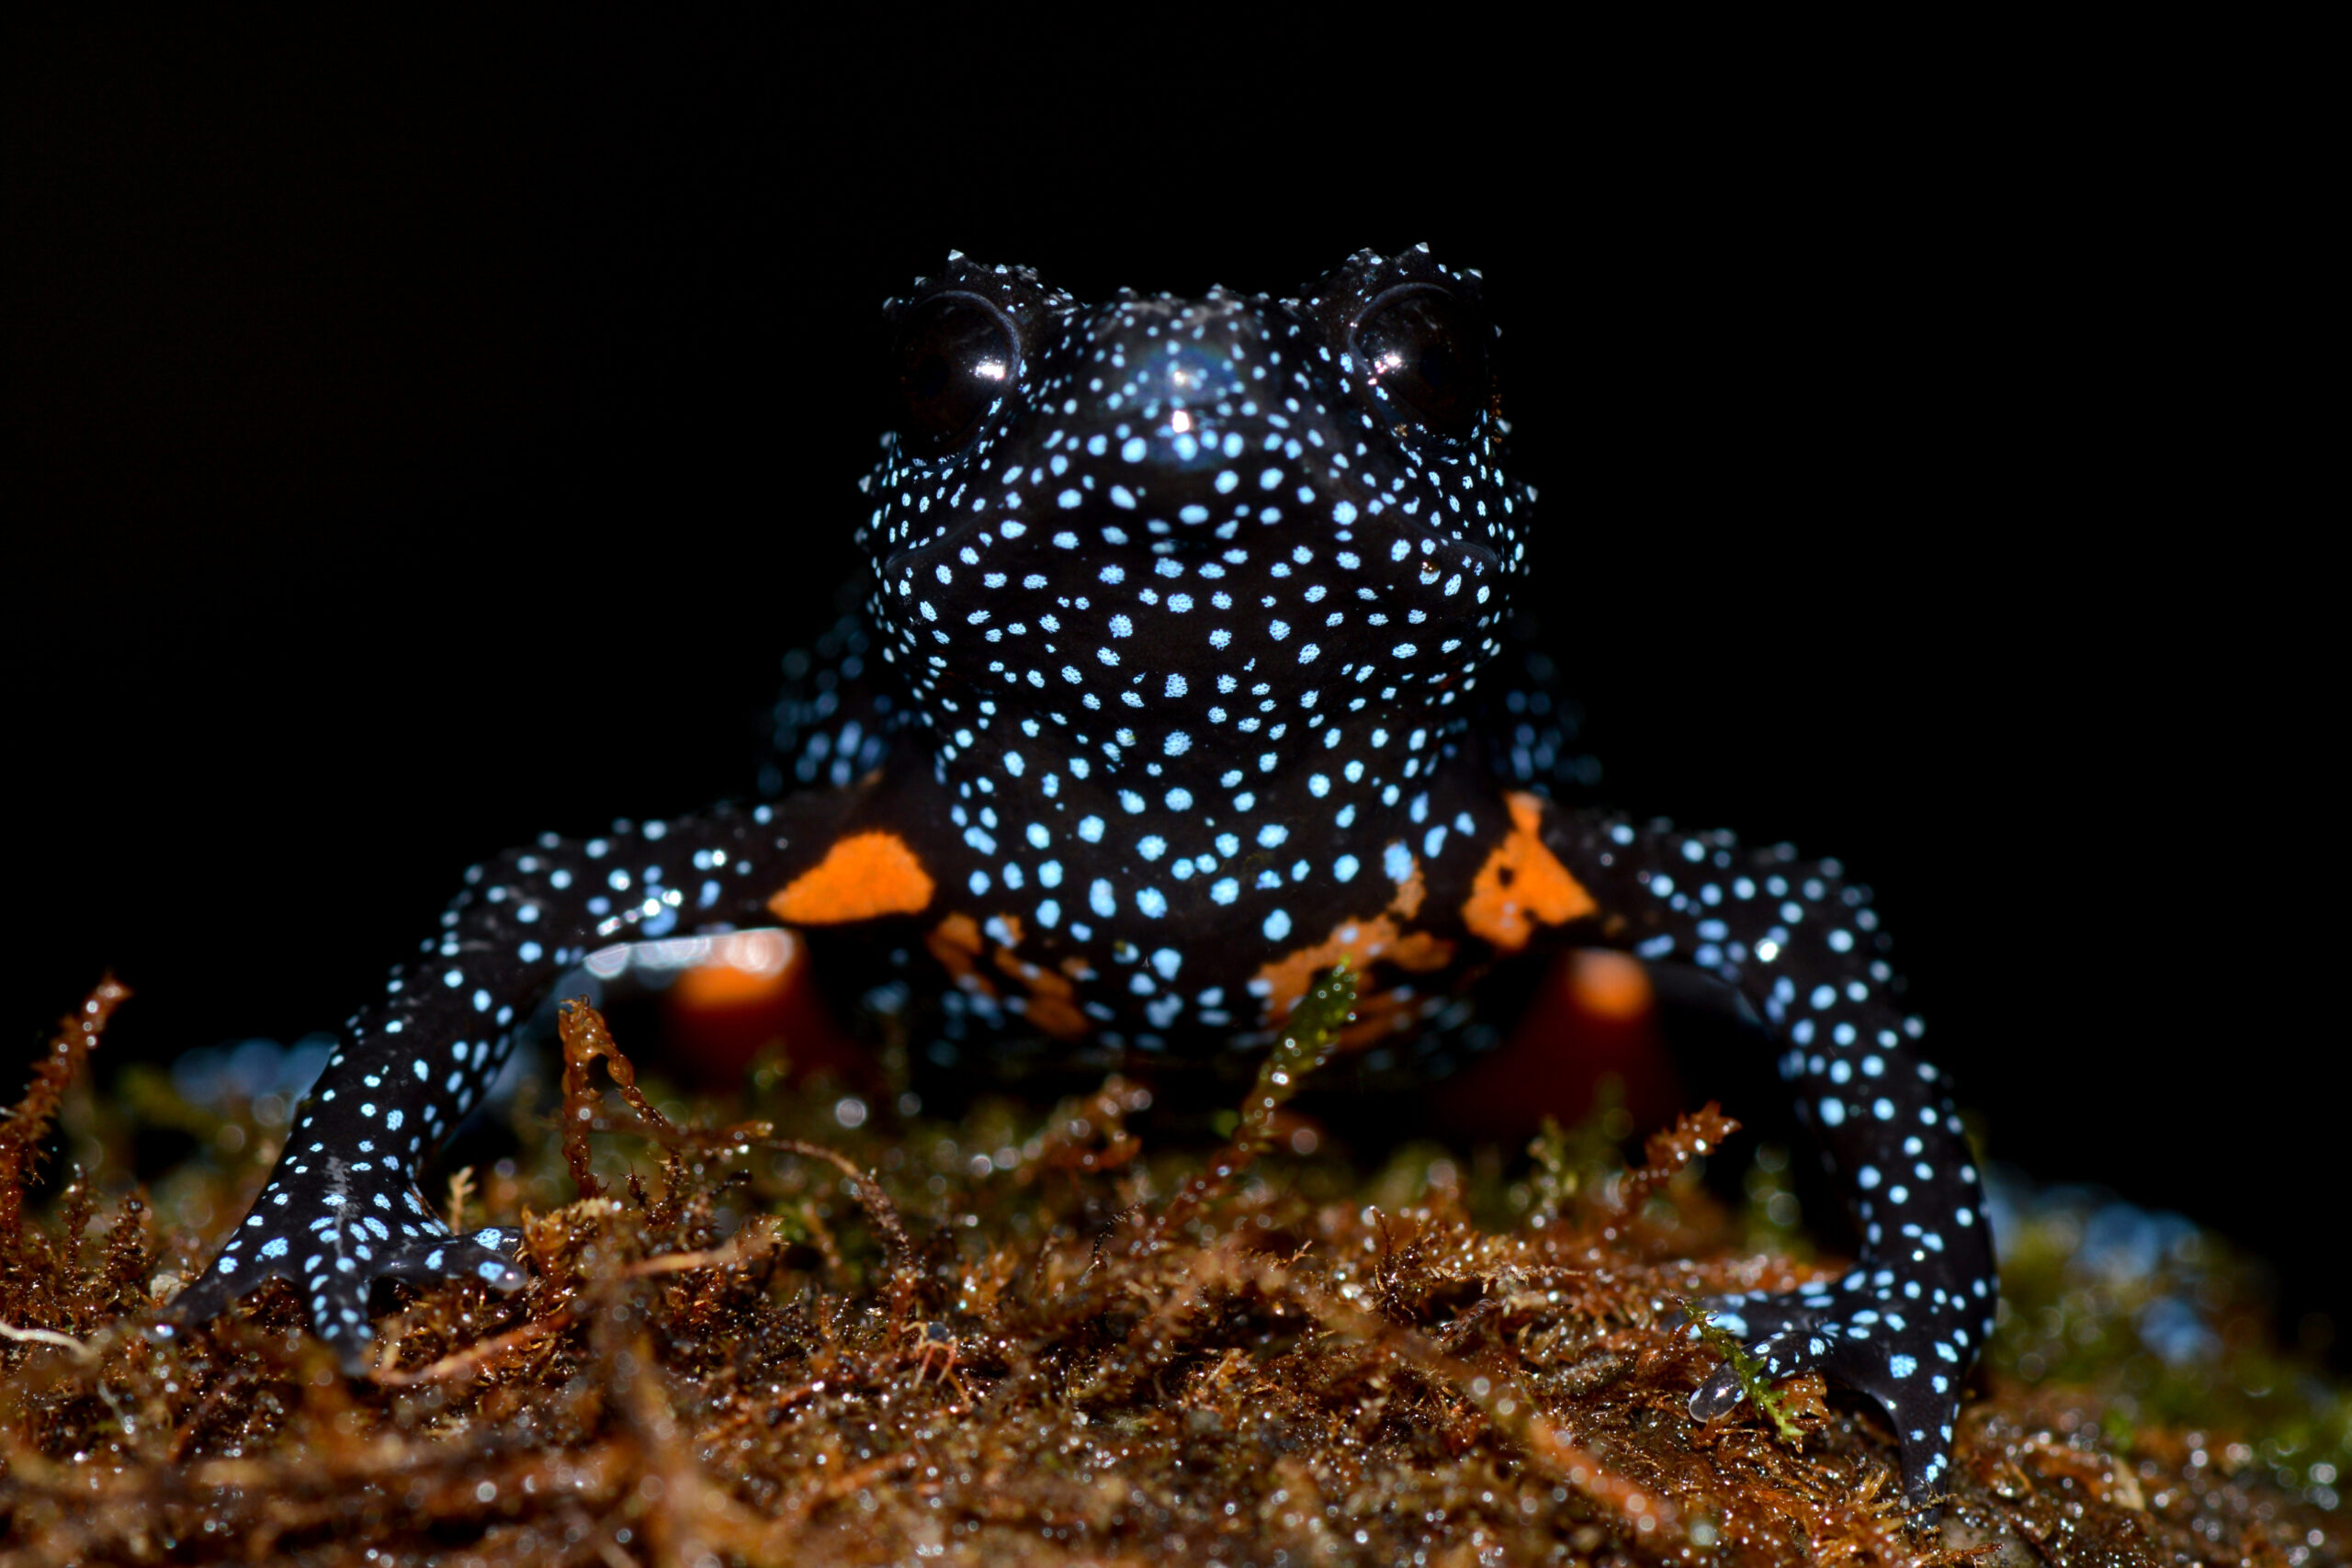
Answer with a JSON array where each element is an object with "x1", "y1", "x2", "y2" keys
[{"x1": 165, "y1": 249, "x2": 1996, "y2": 1505}]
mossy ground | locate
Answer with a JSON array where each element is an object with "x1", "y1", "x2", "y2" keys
[{"x1": 1, "y1": 976, "x2": 2344, "y2": 1566}]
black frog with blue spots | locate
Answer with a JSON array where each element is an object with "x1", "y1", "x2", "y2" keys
[{"x1": 164, "y1": 247, "x2": 1997, "y2": 1506}]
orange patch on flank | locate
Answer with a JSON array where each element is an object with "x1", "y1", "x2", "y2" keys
[
  {"x1": 1385, "y1": 846, "x2": 1427, "y2": 919},
  {"x1": 1254, "y1": 916, "x2": 1455, "y2": 1042},
  {"x1": 1464, "y1": 791, "x2": 1598, "y2": 953},
  {"x1": 767, "y1": 831, "x2": 934, "y2": 925}
]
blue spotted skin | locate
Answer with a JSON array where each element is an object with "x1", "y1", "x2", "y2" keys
[{"x1": 164, "y1": 248, "x2": 1996, "y2": 1505}]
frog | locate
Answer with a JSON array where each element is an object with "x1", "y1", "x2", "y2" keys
[{"x1": 161, "y1": 246, "x2": 1996, "y2": 1506}]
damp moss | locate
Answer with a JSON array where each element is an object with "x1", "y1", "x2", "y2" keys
[{"x1": 0, "y1": 976, "x2": 2344, "y2": 1566}]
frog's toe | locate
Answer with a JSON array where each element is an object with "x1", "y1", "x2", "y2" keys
[
  {"x1": 151, "y1": 1244, "x2": 277, "y2": 1345},
  {"x1": 378, "y1": 1225, "x2": 528, "y2": 1292}
]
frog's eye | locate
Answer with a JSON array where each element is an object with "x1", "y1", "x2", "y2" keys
[
  {"x1": 891, "y1": 293, "x2": 1018, "y2": 457},
  {"x1": 1353, "y1": 285, "x2": 1490, "y2": 442}
]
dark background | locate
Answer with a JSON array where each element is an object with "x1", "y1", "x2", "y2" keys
[{"x1": 6, "y1": 18, "x2": 2330, "y2": 1354}]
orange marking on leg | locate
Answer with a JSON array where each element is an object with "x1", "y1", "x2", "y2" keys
[
  {"x1": 1012, "y1": 964, "x2": 1089, "y2": 1041},
  {"x1": 768, "y1": 831, "x2": 934, "y2": 925},
  {"x1": 1253, "y1": 916, "x2": 1453, "y2": 1032},
  {"x1": 924, "y1": 912, "x2": 996, "y2": 998},
  {"x1": 1385, "y1": 846, "x2": 1427, "y2": 919},
  {"x1": 1464, "y1": 791, "x2": 1598, "y2": 953},
  {"x1": 981, "y1": 913, "x2": 1088, "y2": 1041},
  {"x1": 922, "y1": 911, "x2": 1088, "y2": 1040}
]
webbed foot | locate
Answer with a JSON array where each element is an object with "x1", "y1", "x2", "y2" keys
[
  {"x1": 153, "y1": 1171, "x2": 526, "y2": 1371},
  {"x1": 1673, "y1": 1268, "x2": 1988, "y2": 1510}
]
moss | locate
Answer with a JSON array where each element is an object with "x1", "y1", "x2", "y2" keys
[
  {"x1": 1680, "y1": 1303, "x2": 1806, "y2": 1449},
  {"x1": 0, "y1": 976, "x2": 2343, "y2": 1566}
]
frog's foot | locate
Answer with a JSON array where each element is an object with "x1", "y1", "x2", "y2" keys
[
  {"x1": 1670, "y1": 1269, "x2": 1985, "y2": 1510},
  {"x1": 154, "y1": 1173, "x2": 526, "y2": 1371}
]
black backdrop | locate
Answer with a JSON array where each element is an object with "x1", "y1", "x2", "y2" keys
[{"x1": 6, "y1": 17, "x2": 2332, "y2": 1357}]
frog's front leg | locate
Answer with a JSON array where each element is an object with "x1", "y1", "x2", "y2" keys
[
  {"x1": 1528, "y1": 801, "x2": 1997, "y2": 1507},
  {"x1": 159, "y1": 782, "x2": 930, "y2": 1368}
]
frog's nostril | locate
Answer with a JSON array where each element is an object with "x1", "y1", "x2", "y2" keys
[
  {"x1": 1088, "y1": 299, "x2": 1265, "y2": 416},
  {"x1": 1135, "y1": 336, "x2": 1248, "y2": 408}
]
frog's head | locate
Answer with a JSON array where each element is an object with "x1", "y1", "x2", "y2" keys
[{"x1": 856, "y1": 249, "x2": 1531, "y2": 798}]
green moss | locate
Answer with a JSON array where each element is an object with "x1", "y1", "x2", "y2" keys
[
  {"x1": 1986, "y1": 1177, "x2": 2352, "y2": 1500},
  {"x1": 1681, "y1": 1299, "x2": 1805, "y2": 1446}
]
